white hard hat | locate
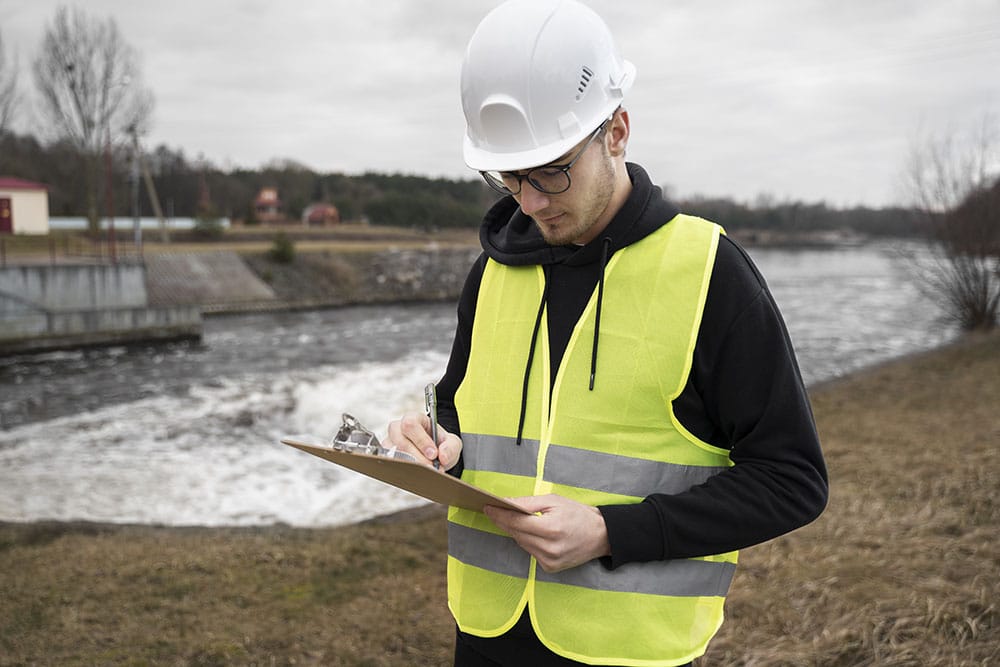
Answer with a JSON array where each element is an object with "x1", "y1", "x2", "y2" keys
[{"x1": 461, "y1": 0, "x2": 636, "y2": 172}]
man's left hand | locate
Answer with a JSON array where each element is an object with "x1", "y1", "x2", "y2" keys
[{"x1": 483, "y1": 495, "x2": 610, "y2": 573}]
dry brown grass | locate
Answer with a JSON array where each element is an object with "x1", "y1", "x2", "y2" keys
[
  {"x1": 703, "y1": 331, "x2": 999, "y2": 666},
  {"x1": 0, "y1": 506, "x2": 452, "y2": 665},
  {"x1": 0, "y1": 224, "x2": 480, "y2": 263},
  {"x1": 1, "y1": 332, "x2": 997, "y2": 665}
]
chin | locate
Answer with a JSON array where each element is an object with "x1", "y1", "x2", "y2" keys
[
  {"x1": 539, "y1": 228, "x2": 575, "y2": 246},
  {"x1": 533, "y1": 217, "x2": 577, "y2": 245}
]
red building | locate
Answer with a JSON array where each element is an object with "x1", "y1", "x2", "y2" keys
[
  {"x1": 0, "y1": 177, "x2": 50, "y2": 234},
  {"x1": 302, "y1": 202, "x2": 340, "y2": 226},
  {"x1": 253, "y1": 186, "x2": 285, "y2": 224}
]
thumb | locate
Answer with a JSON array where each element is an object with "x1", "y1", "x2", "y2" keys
[
  {"x1": 435, "y1": 427, "x2": 463, "y2": 471},
  {"x1": 503, "y1": 494, "x2": 554, "y2": 514}
]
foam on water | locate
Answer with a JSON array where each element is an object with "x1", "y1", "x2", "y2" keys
[
  {"x1": 0, "y1": 349, "x2": 449, "y2": 527},
  {"x1": 0, "y1": 242, "x2": 960, "y2": 528}
]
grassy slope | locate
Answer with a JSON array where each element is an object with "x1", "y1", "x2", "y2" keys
[
  {"x1": 703, "y1": 330, "x2": 998, "y2": 667},
  {"x1": 1, "y1": 332, "x2": 997, "y2": 666}
]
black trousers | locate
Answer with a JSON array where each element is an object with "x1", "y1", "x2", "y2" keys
[{"x1": 454, "y1": 610, "x2": 692, "y2": 667}]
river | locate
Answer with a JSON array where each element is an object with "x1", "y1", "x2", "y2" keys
[{"x1": 0, "y1": 242, "x2": 957, "y2": 527}]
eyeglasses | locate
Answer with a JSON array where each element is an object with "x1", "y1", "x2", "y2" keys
[{"x1": 480, "y1": 117, "x2": 610, "y2": 196}]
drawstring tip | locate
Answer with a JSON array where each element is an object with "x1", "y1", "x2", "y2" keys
[{"x1": 589, "y1": 373, "x2": 595, "y2": 391}]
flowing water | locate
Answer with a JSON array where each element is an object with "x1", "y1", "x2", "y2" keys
[{"x1": 0, "y1": 242, "x2": 957, "y2": 527}]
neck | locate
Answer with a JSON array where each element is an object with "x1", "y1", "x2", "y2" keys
[{"x1": 577, "y1": 158, "x2": 633, "y2": 244}]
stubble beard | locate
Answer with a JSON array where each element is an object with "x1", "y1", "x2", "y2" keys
[{"x1": 532, "y1": 151, "x2": 617, "y2": 246}]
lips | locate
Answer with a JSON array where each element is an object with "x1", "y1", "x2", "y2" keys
[{"x1": 537, "y1": 212, "x2": 565, "y2": 225}]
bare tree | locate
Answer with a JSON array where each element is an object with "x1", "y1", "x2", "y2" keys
[
  {"x1": 904, "y1": 115, "x2": 1000, "y2": 331},
  {"x1": 0, "y1": 29, "x2": 19, "y2": 135},
  {"x1": 32, "y1": 6, "x2": 153, "y2": 235}
]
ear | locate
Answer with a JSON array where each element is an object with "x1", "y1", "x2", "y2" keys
[{"x1": 605, "y1": 108, "x2": 630, "y2": 158}]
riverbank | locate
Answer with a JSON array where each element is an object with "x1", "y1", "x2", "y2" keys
[
  {"x1": 1, "y1": 228, "x2": 482, "y2": 354},
  {"x1": 1, "y1": 224, "x2": 880, "y2": 318},
  {"x1": 1, "y1": 331, "x2": 997, "y2": 665},
  {"x1": 137, "y1": 225, "x2": 482, "y2": 314}
]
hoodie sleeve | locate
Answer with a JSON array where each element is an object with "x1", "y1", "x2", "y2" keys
[{"x1": 599, "y1": 237, "x2": 828, "y2": 565}]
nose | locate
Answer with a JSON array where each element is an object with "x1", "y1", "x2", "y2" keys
[{"x1": 516, "y1": 184, "x2": 550, "y2": 216}]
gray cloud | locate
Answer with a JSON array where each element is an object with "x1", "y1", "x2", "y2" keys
[{"x1": 2, "y1": 0, "x2": 997, "y2": 206}]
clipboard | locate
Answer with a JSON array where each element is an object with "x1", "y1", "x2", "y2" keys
[{"x1": 281, "y1": 434, "x2": 529, "y2": 514}]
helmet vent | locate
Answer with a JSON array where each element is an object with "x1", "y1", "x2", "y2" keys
[{"x1": 576, "y1": 66, "x2": 594, "y2": 100}]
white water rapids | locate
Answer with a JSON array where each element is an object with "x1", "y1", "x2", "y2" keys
[{"x1": 0, "y1": 242, "x2": 957, "y2": 527}]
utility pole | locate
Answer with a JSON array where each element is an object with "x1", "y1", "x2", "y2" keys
[
  {"x1": 131, "y1": 129, "x2": 142, "y2": 256},
  {"x1": 129, "y1": 124, "x2": 169, "y2": 243},
  {"x1": 104, "y1": 126, "x2": 117, "y2": 263}
]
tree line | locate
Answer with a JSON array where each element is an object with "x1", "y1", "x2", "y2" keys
[
  {"x1": 0, "y1": 129, "x2": 499, "y2": 229},
  {"x1": 1, "y1": 127, "x2": 931, "y2": 237}
]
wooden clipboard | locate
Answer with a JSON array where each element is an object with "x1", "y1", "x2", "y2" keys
[{"x1": 281, "y1": 435, "x2": 529, "y2": 514}]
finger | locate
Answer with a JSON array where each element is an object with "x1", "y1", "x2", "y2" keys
[
  {"x1": 484, "y1": 504, "x2": 539, "y2": 537},
  {"x1": 504, "y1": 495, "x2": 555, "y2": 514},
  {"x1": 435, "y1": 429, "x2": 463, "y2": 471},
  {"x1": 384, "y1": 419, "x2": 404, "y2": 451},
  {"x1": 399, "y1": 413, "x2": 438, "y2": 461},
  {"x1": 483, "y1": 505, "x2": 520, "y2": 523},
  {"x1": 482, "y1": 504, "x2": 515, "y2": 528},
  {"x1": 385, "y1": 414, "x2": 435, "y2": 466},
  {"x1": 385, "y1": 418, "x2": 414, "y2": 450},
  {"x1": 489, "y1": 497, "x2": 575, "y2": 542},
  {"x1": 482, "y1": 509, "x2": 553, "y2": 565}
]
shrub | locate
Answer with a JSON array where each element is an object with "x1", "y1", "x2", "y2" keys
[
  {"x1": 191, "y1": 217, "x2": 224, "y2": 240},
  {"x1": 268, "y1": 232, "x2": 295, "y2": 264}
]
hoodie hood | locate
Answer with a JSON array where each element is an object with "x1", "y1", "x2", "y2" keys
[{"x1": 479, "y1": 162, "x2": 679, "y2": 267}]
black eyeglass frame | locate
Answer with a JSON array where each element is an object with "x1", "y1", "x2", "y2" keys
[{"x1": 479, "y1": 116, "x2": 612, "y2": 197}]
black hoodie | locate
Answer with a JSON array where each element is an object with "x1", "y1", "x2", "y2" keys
[{"x1": 437, "y1": 163, "x2": 828, "y2": 566}]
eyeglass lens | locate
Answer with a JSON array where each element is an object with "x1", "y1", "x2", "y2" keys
[{"x1": 484, "y1": 167, "x2": 571, "y2": 196}]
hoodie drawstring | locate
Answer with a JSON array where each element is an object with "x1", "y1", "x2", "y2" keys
[
  {"x1": 515, "y1": 239, "x2": 610, "y2": 445},
  {"x1": 589, "y1": 237, "x2": 612, "y2": 390},
  {"x1": 516, "y1": 265, "x2": 550, "y2": 446}
]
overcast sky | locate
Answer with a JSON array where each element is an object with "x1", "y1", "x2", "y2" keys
[{"x1": 2, "y1": 0, "x2": 998, "y2": 208}]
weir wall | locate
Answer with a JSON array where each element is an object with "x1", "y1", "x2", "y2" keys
[{"x1": 0, "y1": 263, "x2": 202, "y2": 354}]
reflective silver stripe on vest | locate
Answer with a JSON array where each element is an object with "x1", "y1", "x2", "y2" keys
[
  {"x1": 449, "y1": 521, "x2": 734, "y2": 597},
  {"x1": 462, "y1": 433, "x2": 539, "y2": 478},
  {"x1": 448, "y1": 521, "x2": 531, "y2": 578},
  {"x1": 463, "y1": 434, "x2": 727, "y2": 497},
  {"x1": 544, "y1": 444, "x2": 729, "y2": 497},
  {"x1": 537, "y1": 556, "x2": 736, "y2": 598}
]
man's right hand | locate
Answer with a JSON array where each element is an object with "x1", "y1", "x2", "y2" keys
[{"x1": 385, "y1": 413, "x2": 463, "y2": 471}]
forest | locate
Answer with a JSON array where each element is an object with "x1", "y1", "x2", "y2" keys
[{"x1": 0, "y1": 129, "x2": 922, "y2": 237}]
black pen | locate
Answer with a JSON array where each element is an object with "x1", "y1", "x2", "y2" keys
[{"x1": 424, "y1": 382, "x2": 440, "y2": 470}]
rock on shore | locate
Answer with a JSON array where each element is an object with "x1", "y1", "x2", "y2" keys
[{"x1": 147, "y1": 246, "x2": 482, "y2": 314}]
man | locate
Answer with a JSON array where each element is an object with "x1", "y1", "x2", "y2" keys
[{"x1": 386, "y1": 1, "x2": 828, "y2": 665}]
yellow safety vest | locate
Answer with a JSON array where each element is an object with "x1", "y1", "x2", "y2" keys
[{"x1": 450, "y1": 214, "x2": 737, "y2": 666}]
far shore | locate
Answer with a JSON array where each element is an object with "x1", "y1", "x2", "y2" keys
[{"x1": 1, "y1": 330, "x2": 997, "y2": 665}]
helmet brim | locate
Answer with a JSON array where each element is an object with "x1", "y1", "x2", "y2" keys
[{"x1": 463, "y1": 132, "x2": 590, "y2": 173}]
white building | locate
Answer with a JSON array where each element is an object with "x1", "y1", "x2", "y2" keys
[{"x1": 0, "y1": 177, "x2": 50, "y2": 235}]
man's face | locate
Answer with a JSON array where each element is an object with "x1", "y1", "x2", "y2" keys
[{"x1": 513, "y1": 133, "x2": 617, "y2": 246}]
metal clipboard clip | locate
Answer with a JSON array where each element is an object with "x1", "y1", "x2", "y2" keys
[{"x1": 330, "y1": 413, "x2": 417, "y2": 462}]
